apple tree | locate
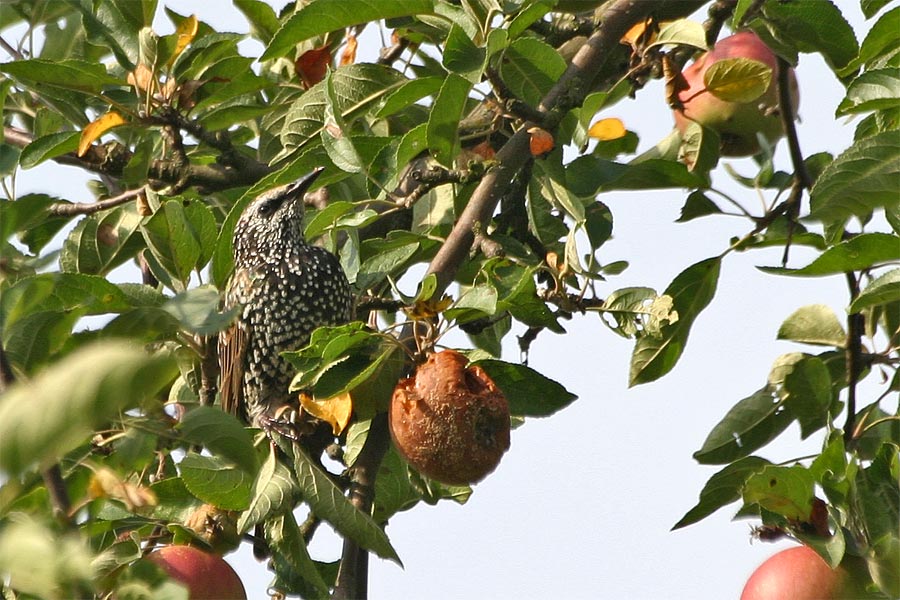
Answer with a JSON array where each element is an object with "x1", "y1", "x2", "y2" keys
[{"x1": 0, "y1": 0, "x2": 897, "y2": 598}]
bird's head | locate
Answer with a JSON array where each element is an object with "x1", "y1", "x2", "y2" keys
[{"x1": 233, "y1": 168, "x2": 323, "y2": 264}]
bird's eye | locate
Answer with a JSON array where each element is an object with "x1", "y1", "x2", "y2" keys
[{"x1": 258, "y1": 198, "x2": 279, "y2": 217}]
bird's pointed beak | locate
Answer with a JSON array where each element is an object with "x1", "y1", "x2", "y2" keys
[{"x1": 284, "y1": 167, "x2": 325, "y2": 200}]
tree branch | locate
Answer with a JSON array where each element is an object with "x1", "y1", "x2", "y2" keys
[
  {"x1": 48, "y1": 187, "x2": 145, "y2": 216},
  {"x1": 331, "y1": 413, "x2": 391, "y2": 600},
  {"x1": 425, "y1": 0, "x2": 675, "y2": 297},
  {"x1": 3, "y1": 126, "x2": 272, "y2": 194}
]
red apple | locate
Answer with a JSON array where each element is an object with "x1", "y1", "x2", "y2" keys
[
  {"x1": 673, "y1": 31, "x2": 799, "y2": 156},
  {"x1": 389, "y1": 350, "x2": 510, "y2": 485},
  {"x1": 741, "y1": 545, "x2": 868, "y2": 600},
  {"x1": 145, "y1": 545, "x2": 246, "y2": 600}
]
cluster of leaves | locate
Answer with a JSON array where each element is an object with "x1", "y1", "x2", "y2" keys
[{"x1": 0, "y1": 0, "x2": 897, "y2": 598}]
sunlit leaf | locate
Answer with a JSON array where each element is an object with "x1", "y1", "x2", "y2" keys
[
  {"x1": 77, "y1": 112, "x2": 127, "y2": 157},
  {"x1": 167, "y1": 13, "x2": 198, "y2": 68},
  {"x1": 588, "y1": 118, "x2": 627, "y2": 141},
  {"x1": 262, "y1": 0, "x2": 434, "y2": 61},
  {"x1": 703, "y1": 57, "x2": 772, "y2": 103},
  {"x1": 299, "y1": 391, "x2": 353, "y2": 435},
  {"x1": 777, "y1": 304, "x2": 846, "y2": 347}
]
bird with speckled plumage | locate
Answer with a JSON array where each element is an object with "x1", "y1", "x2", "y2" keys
[{"x1": 219, "y1": 168, "x2": 352, "y2": 433}]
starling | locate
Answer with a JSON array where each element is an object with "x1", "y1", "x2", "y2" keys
[{"x1": 219, "y1": 168, "x2": 352, "y2": 431}]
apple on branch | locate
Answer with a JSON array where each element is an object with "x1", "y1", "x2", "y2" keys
[{"x1": 672, "y1": 31, "x2": 799, "y2": 157}]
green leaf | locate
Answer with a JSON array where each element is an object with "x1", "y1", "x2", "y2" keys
[
  {"x1": 837, "y1": 69, "x2": 900, "y2": 115},
  {"x1": 103, "y1": 307, "x2": 181, "y2": 342},
  {"x1": 0, "y1": 58, "x2": 120, "y2": 93},
  {"x1": 567, "y1": 156, "x2": 705, "y2": 195},
  {"x1": 238, "y1": 448, "x2": 299, "y2": 534},
  {"x1": 178, "y1": 406, "x2": 258, "y2": 475},
  {"x1": 443, "y1": 23, "x2": 485, "y2": 83},
  {"x1": 264, "y1": 513, "x2": 330, "y2": 599},
  {"x1": 372, "y1": 446, "x2": 422, "y2": 523},
  {"x1": 261, "y1": 0, "x2": 434, "y2": 60},
  {"x1": 0, "y1": 516, "x2": 95, "y2": 598},
  {"x1": 499, "y1": 37, "x2": 566, "y2": 106},
  {"x1": 1, "y1": 272, "x2": 134, "y2": 329},
  {"x1": 374, "y1": 76, "x2": 443, "y2": 119},
  {"x1": 321, "y1": 69, "x2": 365, "y2": 174},
  {"x1": 630, "y1": 257, "x2": 720, "y2": 386},
  {"x1": 163, "y1": 285, "x2": 240, "y2": 335},
  {"x1": 808, "y1": 132, "x2": 900, "y2": 225},
  {"x1": 650, "y1": 18, "x2": 707, "y2": 50},
  {"x1": 693, "y1": 386, "x2": 792, "y2": 465},
  {"x1": 356, "y1": 233, "x2": 422, "y2": 290},
  {"x1": 777, "y1": 304, "x2": 846, "y2": 347},
  {"x1": 179, "y1": 452, "x2": 253, "y2": 511},
  {"x1": 72, "y1": 0, "x2": 144, "y2": 71},
  {"x1": 782, "y1": 356, "x2": 832, "y2": 439},
  {"x1": 677, "y1": 122, "x2": 720, "y2": 174},
  {"x1": 474, "y1": 360, "x2": 577, "y2": 417},
  {"x1": 673, "y1": 456, "x2": 770, "y2": 529},
  {"x1": 0, "y1": 341, "x2": 177, "y2": 476},
  {"x1": 861, "y1": 0, "x2": 892, "y2": 19},
  {"x1": 850, "y1": 268, "x2": 900, "y2": 313},
  {"x1": 597, "y1": 286, "x2": 660, "y2": 338},
  {"x1": 18, "y1": 131, "x2": 80, "y2": 169},
  {"x1": 426, "y1": 73, "x2": 471, "y2": 167},
  {"x1": 141, "y1": 201, "x2": 205, "y2": 288},
  {"x1": 744, "y1": 465, "x2": 816, "y2": 521},
  {"x1": 760, "y1": 233, "x2": 900, "y2": 276},
  {"x1": 278, "y1": 64, "x2": 407, "y2": 163},
  {"x1": 857, "y1": 445, "x2": 900, "y2": 544},
  {"x1": 2, "y1": 310, "x2": 84, "y2": 374},
  {"x1": 0, "y1": 194, "x2": 69, "y2": 248},
  {"x1": 869, "y1": 533, "x2": 900, "y2": 599},
  {"x1": 234, "y1": 0, "x2": 280, "y2": 43},
  {"x1": 492, "y1": 263, "x2": 564, "y2": 333},
  {"x1": 855, "y1": 7, "x2": 900, "y2": 72},
  {"x1": 760, "y1": 0, "x2": 858, "y2": 72},
  {"x1": 278, "y1": 439, "x2": 401, "y2": 564},
  {"x1": 676, "y1": 190, "x2": 722, "y2": 222},
  {"x1": 703, "y1": 57, "x2": 772, "y2": 103},
  {"x1": 59, "y1": 204, "x2": 144, "y2": 276}
]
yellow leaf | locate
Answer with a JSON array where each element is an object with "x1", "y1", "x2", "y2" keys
[
  {"x1": 168, "y1": 14, "x2": 199, "y2": 68},
  {"x1": 588, "y1": 118, "x2": 627, "y2": 141},
  {"x1": 299, "y1": 391, "x2": 353, "y2": 435},
  {"x1": 405, "y1": 295, "x2": 453, "y2": 320},
  {"x1": 77, "y1": 112, "x2": 127, "y2": 157}
]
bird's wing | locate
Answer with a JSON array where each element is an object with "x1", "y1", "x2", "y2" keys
[{"x1": 218, "y1": 270, "x2": 251, "y2": 419}]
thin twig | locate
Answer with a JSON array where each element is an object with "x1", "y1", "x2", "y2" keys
[
  {"x1": 777, "y1": 58, "x2": 809, "y2": 190},
  {"x1": 775, "y1": 57, "x2": 808, "y2": 266},
  {"x1": 48, "y1": 187, "x2": 145, "y2": 216},
  {"x1": 844, "y1": 272, "x2": 864, "y2": 444}
]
